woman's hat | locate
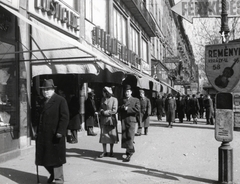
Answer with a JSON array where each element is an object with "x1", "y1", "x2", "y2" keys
[
  {"x1": 39, "y1": 79, "x2": 56, "y2": 89},
  {"x1": 104, "y1": 86, "x2": 113, "y2": 94}
]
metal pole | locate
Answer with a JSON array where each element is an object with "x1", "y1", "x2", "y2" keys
[{"x1": 218, "y1": 1, "x2": 233, "y2": 183}]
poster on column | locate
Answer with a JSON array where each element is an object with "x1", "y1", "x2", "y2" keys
[{"x1": 205, "y1": 42, "x2": 240, "y2": 93}]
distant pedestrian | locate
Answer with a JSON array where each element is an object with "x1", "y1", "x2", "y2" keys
[
  {"x1": 67, "y1": 95, "x2": 81, "y2": 144},
  {"x1": 185, "y1": 95, "x2": 191, "y2": 121},
  {"x1": 35, "y1": 79, "x2": 69, "y2": 184},
  {"x1": 84, "y1": 88, "x2": 97, "y2": 136},
  {"x1": 118, "y1": 85, "x2": 140, "y2": 162},
  {"x1": 155, "y1": 94, "x2": 165, "y2": 121},
  {"x1": 176, "y1": 95, "x2": 186, "y2": 123},
  {"x1": 136, "y1": 89, "x2": 151, "y2": 136},
  {"x1": 165, "y1": 94, "x2": 176, "y2": 128},
  {"x1": 98, "y1": 86, "x2": 119, "y2": 158},
  {"x1": 204, "y1": 94, "x2": 214, "y2": 125},
  {"x1": 189, "y1": 94, "x2": 200, "y2": 124},
  {"x1": 198, "y1": 94, "x2": 204, "y2": 118}
]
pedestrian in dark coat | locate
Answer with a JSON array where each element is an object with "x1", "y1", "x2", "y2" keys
[
  {"x1": 67, "y1": 95, "x2": 81, "y2": 143},
  {"x1": 136, "y1": 89, "x2": 151, "y2": 136},
  {"x1": 198, "y1": 94, "x2": 204, "y2": 118},
  {"x1": 36, "y1": 79, "x2": 69, "y2": 184},
  {"x1": 155, "y1": 94, "x2": 165, "y2": 121},
  {"x1": 118, "y1": 85, "x2": 140, "y2": 162},
  {"x1": 189, "y1": 94, "x2": 200, "y2": 124},
  {"x1": 185, "y1": 95, "x2": 191, "y2": 121},
  {"x1": 204, "y1": 94, "x2": 214, "y2": 125},
  {"x1": 176, "y1": 95, "x2": 186, "y2": 123},
  {"x1": 165, "y1": 94, "x2": 176, "y2": 128},
  {"x1": 84, "y1": 89, "x2": 97, "y2": 136}
]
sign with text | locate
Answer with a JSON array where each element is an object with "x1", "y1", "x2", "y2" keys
[
  {"x1": 215, "y1": 109, "x2": 233, "y2": 142},
  {"x1": 28, "y1": 0, "x2": 79, "y2": 37},
  {"x1": 171, "y1": 0, "x2": 240, "y2": 23},
  {"x1": 0, "y1": 0, "x2": 19, "y2": 10},
  {"x1": 205, "y1": 43, "x2": 240, "y2": 93}
]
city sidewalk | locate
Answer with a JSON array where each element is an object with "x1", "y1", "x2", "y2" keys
[{"x1": 0, "y1": 116, "x2": 240, "y2": 184}]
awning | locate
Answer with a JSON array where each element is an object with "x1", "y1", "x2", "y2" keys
[{"x1": 0, "y1": 3, "x2": 131, "y2": 77}]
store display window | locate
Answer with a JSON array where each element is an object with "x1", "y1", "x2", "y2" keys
[
  {"x1": 0, "y1": 42, "x2": 17, "y2": 128},
  {"x1": 0, "y1": 6, "x2": 18, "y2": 129}
]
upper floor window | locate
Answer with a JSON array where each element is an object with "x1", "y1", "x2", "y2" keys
[
  {"x1": 113, "y1": 8, "x2": 127, "y2": 46},
  {"x1": 86, "y1": 0, "x2": 93, "y2": 22},
  {"x1": 129, "y1": 25, "x2": 139, "y2": 55},
  {"x1": 142, "y1": 38, "x2": 148, "y2": 63}
]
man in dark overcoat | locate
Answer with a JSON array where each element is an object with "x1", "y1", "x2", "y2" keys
[
  {"x1": 136, "y1": 89, "x2": 151, "y2": 136},
  {"x1": 176, "y1": 95, "x2": 186, "y2": 123},
  {"x1": 189, "y1": 94, "x2": 200, "y2": 124},
  {"x1": 165, "y1": 94, "x2": 176, "y2": 128},
  {"x1": 36, "y1": 79, "x2": 69, "y2": 184},
  {"x1": 155, "y1": 94, "x2": 165, "y2": 121},
  {"x1": 204, "y1": 94, "x2": 214, "y2": 125},
  {"x1": 118, "y1": 85, "x2": 140, "y2": 162}
]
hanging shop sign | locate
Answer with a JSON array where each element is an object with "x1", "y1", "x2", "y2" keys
[
  {"x1": 172, "y1": 0, "x2": 240, "y2": 23},
  {"x1": 164, "y1": 56, "x2": 180, "y2": 63},
  {"x1": 92, "y1": 26, "x2": 143, "y2": 71},
  {"x1": 205, "y1": 42, "x2": 240, "y2": 93},
  {"x1": 0, "y1": 0, "x2": 19, "y2": 10},
  {"x1": 28, "y1": 0, "x2": 79, "y2": 37}
]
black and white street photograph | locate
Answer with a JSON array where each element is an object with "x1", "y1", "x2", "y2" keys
[{"x1": 0, "y1": 0, "x2": 240, "y2": 183}]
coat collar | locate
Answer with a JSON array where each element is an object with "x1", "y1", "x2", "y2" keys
[{"x1": 42, "y1": 93, "x2": 57, "y2": 112}]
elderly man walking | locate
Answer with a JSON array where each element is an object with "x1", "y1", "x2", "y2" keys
[{"x1": 35, "y1": 79, "x2": 69, "y2": 184}]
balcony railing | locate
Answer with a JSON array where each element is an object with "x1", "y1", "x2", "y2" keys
[{"x1": 121, "y1": 0, "x2": 156, "y2": 37}]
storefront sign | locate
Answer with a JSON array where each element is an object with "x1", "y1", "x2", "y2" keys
[
  {"x1": 28, "y1": 0, "x2": 79, "y2": 37},
  {"x1": 172, "y1": 0, "x2": 240, "y2": 23},
  {"x1": 215, "y1": 109, "x2": 233, "y2": 142},
  {"x1": 92, "y1": 26, "x2": 143, "y2": 70},
  {"x1": 0, "y1": 0, "x2": 19, "y2": 10},
  {"x1": 205, "y1": 42, "x2": 240, "y2": 93},
  {"x1": 165, "y1": 56, "x2": 180, "y2": 63}
]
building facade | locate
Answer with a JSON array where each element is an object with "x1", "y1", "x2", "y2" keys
[{"x1": 0, "y1": 0, "x2": 197, "y2": 162}]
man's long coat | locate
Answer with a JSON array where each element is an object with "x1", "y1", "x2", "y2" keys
[{"x1": 36, "y1": 93, "x2": 69, "y2": 166}]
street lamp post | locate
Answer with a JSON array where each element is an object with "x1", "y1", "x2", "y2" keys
[{"x1": 218, "y1": 1, "x2": 233, "y2": 184}]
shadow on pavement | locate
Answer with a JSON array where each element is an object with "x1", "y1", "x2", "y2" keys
[
  {"x1": 0, "y1": 167, "x2": 47, "y2": 184},
  {"x1": 66, "y1": 148, "x2": 125, "y2": 161},
  {"x1": 66, "y1": 148, "x2": 217, "y2": 184},
  {"x1": 150, "y1": 121, "x2": 214, "y2": 130}
]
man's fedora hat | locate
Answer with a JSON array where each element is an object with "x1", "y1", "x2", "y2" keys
[
  {"x1": 39, "y1": 79, "x2": 56, "y2": 89},
  {"x1": 124, "y1": 84, "x2": 132, "y2": 91}
]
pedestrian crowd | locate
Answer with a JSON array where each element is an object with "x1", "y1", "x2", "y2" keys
[
  {"x1": 33, "y1": 78, "x2": 214, "y2": 184},
  {"x1": 155, "y1": 93, "x2": 215, "y2": 128}
]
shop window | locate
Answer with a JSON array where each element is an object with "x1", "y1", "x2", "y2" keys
[{"x1": 0, "y1": 42, "x2": 17, "y2": 128}]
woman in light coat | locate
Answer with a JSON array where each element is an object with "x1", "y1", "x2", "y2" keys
[{"x1": 98, "y1": 86, "x2": 119, "y2": 158}]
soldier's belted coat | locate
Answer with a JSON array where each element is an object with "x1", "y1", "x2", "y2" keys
[{"x1": 36, "y1": 93, "x2": 69, "y2": 166}]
